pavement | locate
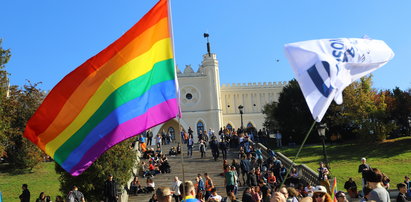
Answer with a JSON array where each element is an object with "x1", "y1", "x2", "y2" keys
[
  {"x1": 128, "y1": 142, "x2": 403, "y2": 202},
  {"x1": 129, "y1": 142, "x2": 243, "y2": 201}
]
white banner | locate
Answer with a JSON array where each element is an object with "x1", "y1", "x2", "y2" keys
[{"x1": 284, "y1": 38, "x2": 394, "y2": 122}]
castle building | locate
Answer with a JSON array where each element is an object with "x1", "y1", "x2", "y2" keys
[{"x1": 151, "y1": 52, "x2": 286, "y2": 141}]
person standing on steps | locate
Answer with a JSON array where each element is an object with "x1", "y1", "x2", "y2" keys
[
  {"x1": 219, "y1": 139, "x2": 228, "y2": 160},
  {"x1": 209, "y1": 136, "x2": 219, "y2": 161},
  {"x1": 199, "y1": 140, "x2": 206, "y2": 158},
  {"x1": 187, "y1": 135, "x2": 194, "y2": 157},
  {"x1": 172, "y1": 176, "x2": 182, "y2": 202},
  {"x1": 204, "y1": 173, "x2": 214, "y2": 201},
  {"x1": 147, "y1": 129, "x2": 153, "y2": 146}
]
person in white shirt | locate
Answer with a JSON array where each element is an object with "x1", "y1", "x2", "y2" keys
[
  {"x1": 209, "y1": 188, "x2": 222, "y2": 202},
  {"x1": 171, "y1": 176, "x2": 182, "y2": 202},
  {"x1": 304, "y1": 183, "x2": 315, "y2": 197},
  {"x1": 276, "y1": 130, "x2": 282, "y2": 147}
]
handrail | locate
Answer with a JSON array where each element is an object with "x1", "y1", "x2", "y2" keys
[{"x1": 254, "y1": 142, "x2": 320, "y2": 186}]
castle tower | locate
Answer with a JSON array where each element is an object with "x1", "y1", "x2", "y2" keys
[{"x1": 201, "y1": 53, "x2": 223, "y2": 130}]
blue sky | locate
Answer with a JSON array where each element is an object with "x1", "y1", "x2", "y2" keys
[{"x1": 1, "y1": 1, "x2": 410, "y2": 91}]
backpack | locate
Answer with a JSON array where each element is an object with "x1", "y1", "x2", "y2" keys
[{"x1": 66, "y1": 191, "x2": 80, "y2": 202}]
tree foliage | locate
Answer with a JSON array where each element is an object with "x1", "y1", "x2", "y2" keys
[
  {"x1": 0, "y1": 39, "x2": 11, "y2": 155},
  {"x1": 385, "y1": 87, "x2": 411, "y2": 137},
  {"x1": 2, "y1": 83, "x2": 45, "y2": 170},
  {"x1": 263, "y1": 79, "x2": 317, "y2": 144},
  {"x1": 264, "y1": 76, "x2": 405, "y2": 143},
  {"x1": 324, "y1": 76, "x2": 395, "y2": 142},
  {"x1": 0, "y1": 39, "x2": 44, "y2": 170},
  {"x1": 55, "y1": 139, "x2": 137, "y2": 201}
]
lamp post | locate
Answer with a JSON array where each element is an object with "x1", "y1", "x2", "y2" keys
[
  {"x1": 408, "y1": 116, "x2": 411, "y2": 136},
  {"x1": 238, "y1": 105, "x2": 244, "y2": 130},
  {"x1": 317, "y1": 123, "x2": 329, "y2": 168}
]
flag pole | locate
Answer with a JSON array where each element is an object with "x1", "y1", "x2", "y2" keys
[
  {"x1": 278, "y1": 120, "x2": 316, "y2": 188},
  {"x1": 178, "y1": 117, "x2": 186, "y2": 192},
  {"x1": 167, "y1": 0, "x2": 186, "y2": 197},
  {"x1": 167, "y1": 0, "x2": 181, "y2": 118}
]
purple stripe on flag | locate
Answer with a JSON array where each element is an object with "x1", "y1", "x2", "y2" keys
[{"x1": 69, "y1": 98, "x2": 179, "y2": 176}]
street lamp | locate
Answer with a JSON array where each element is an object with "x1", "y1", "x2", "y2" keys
[
  {"x1": 238, "y1": 105, "x2": 244, "y2": 130},
  {"x1": 317, "y1": 123, "x2": 329, "y2": 168},
  {"x1": 407, "y1": 116, "x2": 411, "y2": 136}
]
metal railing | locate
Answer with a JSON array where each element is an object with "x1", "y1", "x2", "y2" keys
[{"x1": 254, "y1": 142, "x2": 320, "y2": 186}]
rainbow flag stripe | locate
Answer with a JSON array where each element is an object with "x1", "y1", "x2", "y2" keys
[{"x1": 24, "y1": 0, "x2": 179, "y2": 176}]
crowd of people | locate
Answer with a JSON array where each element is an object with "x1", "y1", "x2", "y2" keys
[
  {"x1": 140, "y1": 126, "x2": 411, "y2": 202},
  {"x1": 17, "y1": 126, "x2": 411, "y2": 202}
]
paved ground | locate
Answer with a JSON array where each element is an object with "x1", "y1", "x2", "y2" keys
[
  {"x1": 129, "y1": 142, "x2": 243, "y2": 202},
  {"x1": 128, "y1": 142, "x2": 402, "y2": 202}
]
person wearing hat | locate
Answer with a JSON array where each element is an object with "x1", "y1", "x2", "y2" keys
[
  {"x1": 312, "y1": 186, "x2": 332, "y2": 202},
  {"x1": 156, "y1": 187, "x2": 173, "y2": 202},
  {"x1": 358, "y1": 157, "x2": 370, "y2": 192}
]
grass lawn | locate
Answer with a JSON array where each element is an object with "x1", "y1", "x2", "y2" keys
[
  {"x1": 275, "y1": 136, "x2": 411, "y2": 190},
  {"x1": 0, "y1": 162, "x2": 61, "y2": 201}
]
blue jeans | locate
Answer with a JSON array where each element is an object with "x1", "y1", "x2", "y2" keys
[{"x1": 187, "y1": 145, "x2": 193, "y2": 156}]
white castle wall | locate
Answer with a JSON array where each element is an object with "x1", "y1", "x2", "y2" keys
[
  {"x1": 154, "y1": 53, "x2": 286, "y2": 138},
  {"x1": 220, "y1": 82, "x2": 286, "y2": 130}
]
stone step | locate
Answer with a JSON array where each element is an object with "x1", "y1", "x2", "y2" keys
[{"x1": 129, "y1": 143, "x2": 242, "y2": 202}]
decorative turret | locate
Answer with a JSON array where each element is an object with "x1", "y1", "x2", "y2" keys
[{"x1": 183, "y1": 65, "x2": 194, "y2": 74}]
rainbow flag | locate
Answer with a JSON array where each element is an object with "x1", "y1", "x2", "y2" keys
[
  {"x1": 24, "y1": 0, "x2": 179, "y2": 176},
  {"x1": 331, "y1": 177, "x2": 337, "y2": 202}
]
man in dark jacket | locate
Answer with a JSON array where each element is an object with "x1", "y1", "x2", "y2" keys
[
  {"x1": 104, "y1": 174, "x2": 118, "y2": 202},
  {"x1": 147, "y1": 129, "x2": 153, "y2": 146},
  {"x1": 219, "y1": 139, "x2": 228, "y2": 160},
  {"x1": 240, "y1": 155, "x2": 251, "y2": 185},
  {"x1": 396, "y1": 183, "x2": 409, "y2": 202},
  {"x1": 209, "y1": 137, "x2": 219, "y2": 161},
  {"x1": 241, "y1": 187, "x2": 253, "y2": 202},
  {"x1": 19, "y1": 184, "x2": 30, "y2": 202}
]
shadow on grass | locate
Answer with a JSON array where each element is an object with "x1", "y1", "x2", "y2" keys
[
  {"x1": 0, "y1": 163, "x2": 35, "y2": 175},
  {"x1": 273, "y1": 137, "x2": 411, "y2": 164}
]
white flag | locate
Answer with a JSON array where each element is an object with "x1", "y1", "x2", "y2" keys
[{"x1": 284, "y1": 38, "x2": 394, "y2": 122}]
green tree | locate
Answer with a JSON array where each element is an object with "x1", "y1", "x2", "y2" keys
[
  {"x1": 55, "y1": 138, "x2": 137, "y2": 201},
  {"x1": 326, "y1": 76, "x2": 394, "y2": 142},
  {"x1": 263, "y1": 79, "x2": 318, "y2": 144},
  {"x1": 0, "y1": 39, "x2": 11, "y2": 156},
  {"x1": 264, "y1": 76, "x2": 395, "y2": 143},
  {"x1": 0, "y1": 39, "x2": 44, "y2": 170},
  {"x1": 3, "y1": 82, "x2": 45, "y2": 170},
  {"x1": 385, "y1": 87, "x2": 411, "y2": 137}
]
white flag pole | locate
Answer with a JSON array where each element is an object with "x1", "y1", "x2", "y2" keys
[
  {"x1": 278, "y1": 120, "x2": 316, "y2": 188},
  {"x1": 167, "y1": 0, "x2": 187, "y2": 197}
]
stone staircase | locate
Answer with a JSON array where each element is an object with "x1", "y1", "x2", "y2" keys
[{"x1": 129, "y1": 142, "x2": 243, "y2": 201}]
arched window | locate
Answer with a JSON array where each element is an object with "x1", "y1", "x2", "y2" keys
[
  {"x1": 168, "y1": 127, "x2": 175, "y2": 140},
  {"x1": 247, "y1": 122, "x2": 254, "y2": 128},
  {"x1": 226, "y1": 124, "x2": 233, "y2": 131},
  {"x1": 197, "y1": 121, "x2": 204, "y2": 135}
]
